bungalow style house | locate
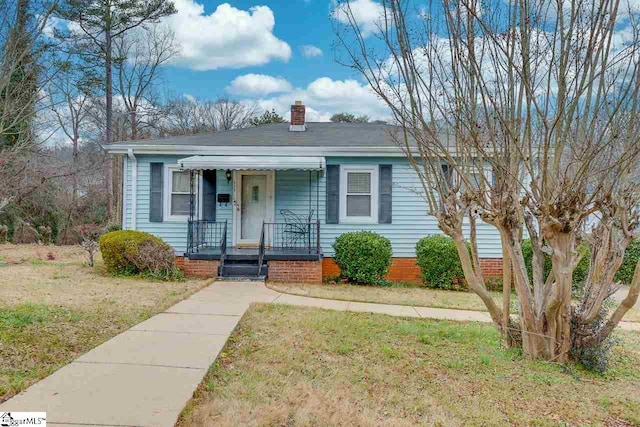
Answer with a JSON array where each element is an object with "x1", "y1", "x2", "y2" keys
[{"x1": 105, "y1": 101, "x2": 504, "y2": 283}]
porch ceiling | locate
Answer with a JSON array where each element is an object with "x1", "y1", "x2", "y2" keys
[{"x1": 178, "y1": 155, "x2": 325, "y2": 171}]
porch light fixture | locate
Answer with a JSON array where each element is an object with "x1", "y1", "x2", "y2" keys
[{"x1": 225, "y1": 169, "x2": 232, "y2": 183}]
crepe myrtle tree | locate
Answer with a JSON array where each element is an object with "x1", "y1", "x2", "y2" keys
[{"x1": 334, "y1": 0, "x2": 640, "y2": 361}]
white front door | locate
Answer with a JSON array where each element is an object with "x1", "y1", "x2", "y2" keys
[{"x1": 234, "y1": 171, "x2": 275, "y2": 246}]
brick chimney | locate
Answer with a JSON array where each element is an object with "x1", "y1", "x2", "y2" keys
[{"x1": 289, "y1": 100, "x2": 306, "y2": 131}]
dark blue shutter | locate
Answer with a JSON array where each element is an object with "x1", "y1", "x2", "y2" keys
[
  {"x1": 440, "y1": 163, "x2": 452, "y2": 211},
  {"x1": 326, "y1": 165, "x2": 340, "y2": 224},
  {"x1": 378, "y1": 165, "x2": 392, "y2": 223},
  {"x1": 149, "y1": 163, "x2": 163, "y2": 222},
  {"x1": 202, "y1": 170, "x2": 217, "y2": 221},
  {"x1": 442, "y1": 163, "x2": 453, "y2": 186}
]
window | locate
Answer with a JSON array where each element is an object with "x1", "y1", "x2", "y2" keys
[
  {"x1": 171, "y1": 170, "x2": 191, "y2": 216},
  {"x1": 340, "y1": 166, "x2": 378, "y2": 223},
  {"x1": 165, "y1": 167, "x2": 200, "y2": 220},
  {"x1": 460, "y1": 172, "x2": 482, "y2": 193}
]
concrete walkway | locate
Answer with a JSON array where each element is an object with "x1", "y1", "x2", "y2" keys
[
  {"x1": 613, "y1": 285, "x2": 640, "y2": 310},
  {"x1": 2, "y1": 281, "x2": 638, "y2": 427}
]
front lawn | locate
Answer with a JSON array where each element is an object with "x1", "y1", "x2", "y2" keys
[
  {"x1": 268, "y1": 282, "x2": 640, "y2": 323},
  {"x1": 0, "y1": 244, "x2": 207, "y2": 402},
  {"x1": 179, "y1": 304, "x2": 640, "y2": 426}
]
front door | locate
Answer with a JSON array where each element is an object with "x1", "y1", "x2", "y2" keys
[{"x1": 234, "y1": 171, "x2": 274, "y2": 246}]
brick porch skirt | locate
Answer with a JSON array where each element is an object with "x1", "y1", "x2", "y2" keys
[
  {"x1": 268, "y1": 260, "x2": 323, "y2": 284},
  {"x1": 322, "y1": 257, "x2": 504, "y2": 284},
  {"x1": 176, "y1": 256, "x2": 323, "y2": 284},
  {"x1": 176, "y1": 256, "x2": 220, "y2": 278}
]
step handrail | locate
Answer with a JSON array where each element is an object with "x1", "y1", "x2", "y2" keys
[{"x1": 258, "y1": 220, "x2": 266, "y2": 270}]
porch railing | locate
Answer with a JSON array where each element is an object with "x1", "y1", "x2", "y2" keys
[
  {"x1": 259, "y1": 221, "x2": 321, "y2": 255},
  {"x1": 187, "y1": 220, "x2": 227, "y2": 258}
]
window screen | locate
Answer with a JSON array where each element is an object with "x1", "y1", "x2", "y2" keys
[
  {"x1": 346, "y1": 171, "x2": 372, "y2": 217},
  {"x1": 171, "y1": 170, "x2": 192, "y2": 216}
]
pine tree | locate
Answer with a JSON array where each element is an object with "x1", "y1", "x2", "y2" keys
[
  {"x1": 251, "y1": 109, "x2": 286, "y2": 127},
  {"x1": 0, "y1": 0, "x2": 39, "y2": 148},
  {"x1": 56, "y1": 0, "x2": 176, "y2": 217},
  {"x1": 329, "y1": 112, "x2": 369, "y2": 123}
]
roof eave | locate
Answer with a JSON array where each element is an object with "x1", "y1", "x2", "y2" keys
[{"x1": 103, "y1": 144, "x2": 408, "y2": 157}]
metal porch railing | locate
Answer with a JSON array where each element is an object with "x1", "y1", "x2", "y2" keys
[
  {"x1": 187, "y1": 220, "x2": 227, "y2": 259},
  {"x1": 259, "y1": 221, "x2": 321, "y2": 255}
]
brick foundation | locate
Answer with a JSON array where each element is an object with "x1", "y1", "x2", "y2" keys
[
  {"x1": 268, "y1": 259, "x2": 322, "y2": 284},
  {"x1": 173, "y1": 255, "x2": 510, "y2": 284},
  {"x1": 176, "y1": 256, "x2": 219, "y2": 278},
  {"x1": 479, "y1": 258, "x2": 503, "y2": 277},
  {"x1": 322, "y1": 257, "x2": 503, "y2": 284}
]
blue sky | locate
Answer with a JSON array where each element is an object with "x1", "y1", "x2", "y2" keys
[{"x1": 155, "y1": 0, "x2": 391, "y2": 121}]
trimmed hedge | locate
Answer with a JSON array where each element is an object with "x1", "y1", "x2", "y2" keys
[
  {"x1": 333, "y1": 231, "x2": 392, "y2": 285},
  {"x1": 615, "y1": 239, "x2": 640, "y2": 285},
  {"x1": 99, "y1": 230, "x2": 181, "y2": 280},
  {"x1": 522, "y1": 239, "x2": 590, "y2": 292},
  {"x1": 416, "y1": 235, "x2": 467, "y2": 290}
]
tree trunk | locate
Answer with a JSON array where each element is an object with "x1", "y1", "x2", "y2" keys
[
  {"x1": 502, "y1": 243, "x2": 513, "y2": 347},
  {"x1": 499, "y1": 227, "x2": 549, "y2": 358},
  {"x1": 72, "y1": 131, "x2": 79, "y2": 202},
  {"x1": 104, "y1": 1, "x2": 114, "y2": 219},
  {"x1": 131, "y1": 109, "x2": 137, "y2": 140},
  {"x1": 543, "y1": 232, "x2": 575, "y2": 362},
  {"x1": 451, "y1": 233, "x2": 504, "y2": 329}
]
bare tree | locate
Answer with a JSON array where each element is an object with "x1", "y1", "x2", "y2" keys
[
  {"x1": 0, "y1": 0, "x2": 59, "y2": 212},
  {"x1": 335, "y1": 0, "x2": 640, "y2": 361},
  {"x1": 213, "y1": 98, "x2": 255, "y2": 131},
  {"x1": 161, "y1": 96, "x2": 255, "y2": 136},
  {"x1": 47, "y1": 63, "x2": 94, "y2": 200},
  {"x1": 114, "y1": 24, "x2": 177, "y2": 140}
]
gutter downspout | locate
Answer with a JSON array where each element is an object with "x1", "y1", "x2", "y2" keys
[
  {"x1": 127, "y1": 149, "x2": 137, "y2": 230},
  {"x1": 121, "y1": 155, "x2": 127, "y2": 229}
]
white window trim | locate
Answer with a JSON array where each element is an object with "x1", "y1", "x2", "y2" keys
[
  {"x1": 452, "y1": 165, "x2": 493, "y2": 190},
  {"x1": 163, "y1": 165, "x2": 202, "y2": 222},
  {"x1": 339, "y1": 165, "x2": 379, "y2": 224}
]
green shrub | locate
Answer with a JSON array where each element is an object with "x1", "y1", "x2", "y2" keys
[
  {"x1": 99, "y1": 230, "x2": 180, "y2": 280},
  {"x1": 484, "y1": 276, "x2": 504, "y2": 292},
  {"x1": 571, "y1": 304, "x2": 620, "y2": 374},
  {"x1": 416, "y1": 235, "x2": 468, "y2": 290},
  {"x1": 106, "y1": 223, "x2": 122, "y2": 233},
  {"x1": 615, "y1": 239, "x2": 640, "y2": 285},
  {"x1": 522, "y1": 239, "x2": 590, "y2": 293},
  {"x1": 333, "y1": 231, "x2": 392, "y2": 285}
]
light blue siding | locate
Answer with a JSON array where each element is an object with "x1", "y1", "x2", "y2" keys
[
  {"x1": 125, "y1": 154, "x2": 504, "y2": 258},
  {"x1": 321, "y1": 157, "x2": 502, "y2": 258}
]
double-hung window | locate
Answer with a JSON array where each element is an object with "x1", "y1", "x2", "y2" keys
[
  {"x1": 165, "y1": 166, "x2": 199, "y2": 220},
  {"x1": 340, "y1": 165, "x2": 378, "y2": 223}
]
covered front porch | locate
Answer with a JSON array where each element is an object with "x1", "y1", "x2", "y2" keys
[{"x1": 179, "y1": 155, "x2": 324, "y2": 278}]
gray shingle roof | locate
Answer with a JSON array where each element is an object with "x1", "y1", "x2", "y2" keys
[{"x1": 120, "y1": 122, "x2": 405, "y2": 147}]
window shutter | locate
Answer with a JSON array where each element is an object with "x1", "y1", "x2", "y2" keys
[
  {"x1": 202, "y1": 169, "x2": 217, "y2": 221},
  {"x1": 442, "y1": 163, "x2": 453, "y2": 187},
  {"x1": 378, "y1": 164, "x2": 392, "y2": 224},
  {"x1": 440, "y1": 163, "x2": 453, "y2": 211},
  {"x1": 149, "y1": 163, "x2": 163, "y2": 222},
  {"x1": 326, "y1": 165, "x2": 340, "y2": 224}
]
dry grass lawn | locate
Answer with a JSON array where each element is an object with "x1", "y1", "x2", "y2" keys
[
  {"x1": 0, "y1": 244, "x2": 208, "y2": 402},
  {"x1": 179, "y1": 304, "x2": 640, "y2": 427},
  {"x1": 268, "y1": 282, "x2": 640, "y2": 323}
]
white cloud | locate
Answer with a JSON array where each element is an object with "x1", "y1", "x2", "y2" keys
[
  {"x1": 164, "y1": 1, "x2": 291, "y2": 70},
  {"x1": 301, "y1": 45, "x2": 323, "y2": 58},
  {"x1": 332, "y1": 0, "x2": 385, "y2": 37},
  {"x1": 227, "y1": 74, "x2": 293, "y2": 96},
  {"x1": 247, "y1": 77, "x2": 390, "y2": 122}
]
